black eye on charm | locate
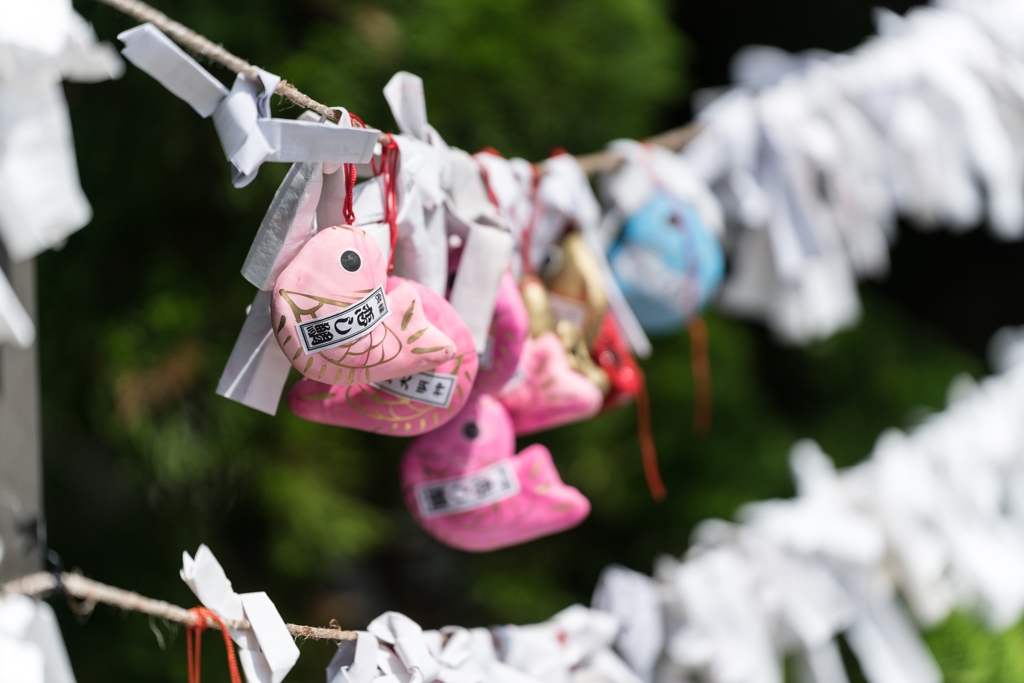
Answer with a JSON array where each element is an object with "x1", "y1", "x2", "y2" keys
[
  {"x1": 463, "y1": 422, "x2": 480, "y2": 439},
  {"x1": 340, "y1": 250, "x2": 361, "y2": 272}
]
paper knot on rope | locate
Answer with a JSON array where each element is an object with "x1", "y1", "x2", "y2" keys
[
  {"x1": 116, "y1": 23, "x2": 378, "y2": 187},
  {"x1": 181, "y1": 545, "x2": 300, "y2": 683}
]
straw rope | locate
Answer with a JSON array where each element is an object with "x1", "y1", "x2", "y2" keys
[
  {"x1": 90, "y1": 0, "x2": 700, "y2": 174},
  {"x1": 1, "y1": 571, "x2": 358, "y2": 642}
]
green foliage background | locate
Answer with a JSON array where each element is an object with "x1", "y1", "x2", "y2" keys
[{"x1": 35, "y1": 0, "x2": 1024, "y2": 680}]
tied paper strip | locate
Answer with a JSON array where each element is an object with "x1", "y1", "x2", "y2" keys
[
  {"x1": 181, "y1": 545, "x2": 299, "y2": 683},
  {"x1": 448, "y1": 224, "x2": 515, "y2": 354},
  {"x1": 536, "y1": 155, "x2": 653, "y2": 359},
  {"x1": 117, "y1": 24, "x2": 378, "y2": 187},
  {"x1": 0, "y1": 594, "x2": 77, "y2": 683},
  {"x1": 0, "y1": 266, "x2": 34, "y2": 348},
  {"x1": 215, "y1": 291, "x2": 291, "y2": 416},
  {"x1": 0, "y1": 8, "x2": 124, "y2": 264},
  {"x1": 381, "y1": 71, "x2": 452, "y2": 296}
]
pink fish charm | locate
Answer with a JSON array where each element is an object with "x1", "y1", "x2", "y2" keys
[
  {"x1": 288, "y1": 275, "x2": 479, "y2": 436},
  {"x1": 273, "y1": 225, "x2": 456, "y2": 385},
  {"x1": 474, "y1": 271, "x2": 528, "y2": 395},
  {"x1": 401, "y1": 393, "x2": 590, "y2": 551},
  {"x1": 498, "y1": 331, "x2": 604, "y2": 435}
]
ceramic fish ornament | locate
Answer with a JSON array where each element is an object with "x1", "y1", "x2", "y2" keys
[
  {"x1": 287, "y1": 274, "x2": 478, "y2": 437},
  {"x1": 609, "y1": 191, "x2": 724, "y2": 336},
  {"x1": 401, "y1": 392, "x2": 590, "y2": 551},
  {"x1": 272, "y1": 225, "x2": 456, "y2": 385}
]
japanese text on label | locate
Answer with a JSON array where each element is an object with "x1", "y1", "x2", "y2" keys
[
  {"x1": 296, "y1": 286, "x2": 390, "y2": 354},
  {"x1": 372, "y1": 371, "x2": 456, "y2": 408},
  {"x1": 416, "y1": 461, "x2": 520, "y2": 518}
]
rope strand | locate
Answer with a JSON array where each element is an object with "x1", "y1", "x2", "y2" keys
[
  {"x1": 1, "y1": 572, "x2": 358, "y2": 642},
  {"x1": 89, "y1": 0, "x2": 700, "y2": 174}
]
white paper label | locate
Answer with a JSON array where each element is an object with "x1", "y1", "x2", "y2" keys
[
  {"x1": 415, "y1": 461, "x2": 520, "y2": 518},
  {"x1": 547, "y1": 292, "x2": 588, "y2": 329},
  {"x1": 296, "y1": 286, "x2": 390, "y2": 354},
  {"x1": 480, "y1": 336, "x2": 495, "y2": 370},
  {"x1": 372, "y1": 371, "x2": 456, "y2": 408},
  {"x1": 498, "y1": 364, "x2": 527, "y2": 396}
]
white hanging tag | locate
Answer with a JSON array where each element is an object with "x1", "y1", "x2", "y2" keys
[
  {"x1": 56, "y1": 12, "x2": 126, "y2": 84},
  {"x1": 260, "y1": 119, "x2": 378, "y2": 165},
  {"x1": 180, "y1": 544, "x2": 245, "y2": 622},
  {"x1": 214, "y1": 73, "x2": 276, "y2": 186},
  {"x1": 0, "y1": 82, "x2": 93, "y2": 262},
  {"x1": 448, "y1": 149, "x2": 500, "y2": 227},
  {"x1": 367, "y1": 612, "x2": 440, "y2": 683},
  {"x1": 383, "y1": 72, "x2": 429, "y2": 142},
  {"x1": 23, "y1": 600, "x2": 77, "y2": 683},
  {"x1": 326, "y1": 631, "x2": 381, "y2": 683},
  {"x1": 591, "y1": 566, "x2": 663, "y2": 683},
  {"x1": 119, "y1": 24, "x2": 376, "y2": 189},
  {"x1": 537, "y1": 154, "x2": 651, "y2": 358},
  {"x1": 241, "y1": 163, "x2": 323, "y2": 290},
  {"x1": 0, "y1": 266, "x2": 35, "y2": 349},
  {"x1": 448, "y1": 223, "x2": 514, "y2": 353},
  {"x1": 239, "y1": 592, "x2": 300, "y2": 683},
  {"x1": 318, "y1": 166, "x2": 350, "y2": 230},
  {"x1": 0, "y1": 595, "x2": 45, "y2": 683},
  {"x1": 216, "y1": 290, "x2": 291, "y2": 416},
  {"x1": 0, "y1": 636, "x2": 44, "y2": 683},
  {"x1": 117, "y1": 24, "x2": 228, "y2": 118}
]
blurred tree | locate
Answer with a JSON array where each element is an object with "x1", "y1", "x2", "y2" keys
[{"x1": 29, "y1": 0, "x2": 1022, "y2": 681}]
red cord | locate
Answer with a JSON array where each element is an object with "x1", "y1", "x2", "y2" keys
[
  {"x1": 342, "y1": 162, "x2": 358, "y2": 225},
  {"x1": 520, "y1": 165, "x2": 542, "y2": 276},
  {"x1": 187, "y1": 607, "x2": 243, "y2": 683},
  {"x1": 375, "y1": 134, "x2": 401, "y2": 273},
  {"x1": 635, "y1": 374, "x2": 667, "y2": 501},
  {"x1": 688, "y1": 317, "x2": 712, "y2": 434},
  {"x1": 474, "y1": 156, "x2": 501, "y2": 209},
  {"x1": 340, "y1": 113, "x2": 367, "y2": 226}
]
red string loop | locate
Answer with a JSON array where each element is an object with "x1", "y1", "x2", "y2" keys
[
  {"x1": 688, "y1": 316, "x2": 712, "y2": 434},
  {"x1": 474, "y1": 155, "x2": 501, "y2": 210},
  {"x1": 635, "y1": 374, "x2": 667, "y2": 501},
  {"x1": 342, "y1": 162, "x2": 358, "y2": 225},
  {"x1": 341, "y1": 113, "x2": 367, "y2": 226},
  {"x1": 186, "y1": 607, "x2": 243, "y2": 683},
  {"x1": 375, "y1": 134, "x2": 401, "y2": 273},
  {"x1": 520, "y1": 165, "x2": 542, "y2": 276}
]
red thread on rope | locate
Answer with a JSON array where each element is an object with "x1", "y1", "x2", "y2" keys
[
  {"x1": 635, "y1": 374, "x2": 667, "y2": 501},
  {"x1": 376, "y1": 134, "x2": 401, "y2": 273},
  {"x1": 520, "y1": 165, "x2": 542, "y2": 276},
  {"x1": 474, "y1": 155, "x2": 501, "y2": 210},
  {"x1": 688, "y1": 317, "x2": 712, "y2": 434},
  {"x1": 341, "y1": 113, "x2": 367, "y2": 226},
  {"x1": 186, "y1": 607, "x2": 243, "y2": 683}
]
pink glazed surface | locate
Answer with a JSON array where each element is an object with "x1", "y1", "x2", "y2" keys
[
  {"x1": 288, "y1": 275, "x2": 479, "y2": 436},
  {"x1": 273, "y1": 225, "x2": 455, "y2": 385},
  {"x1": 401, "y1": 393, "x2": 590, "y2": 551}
]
